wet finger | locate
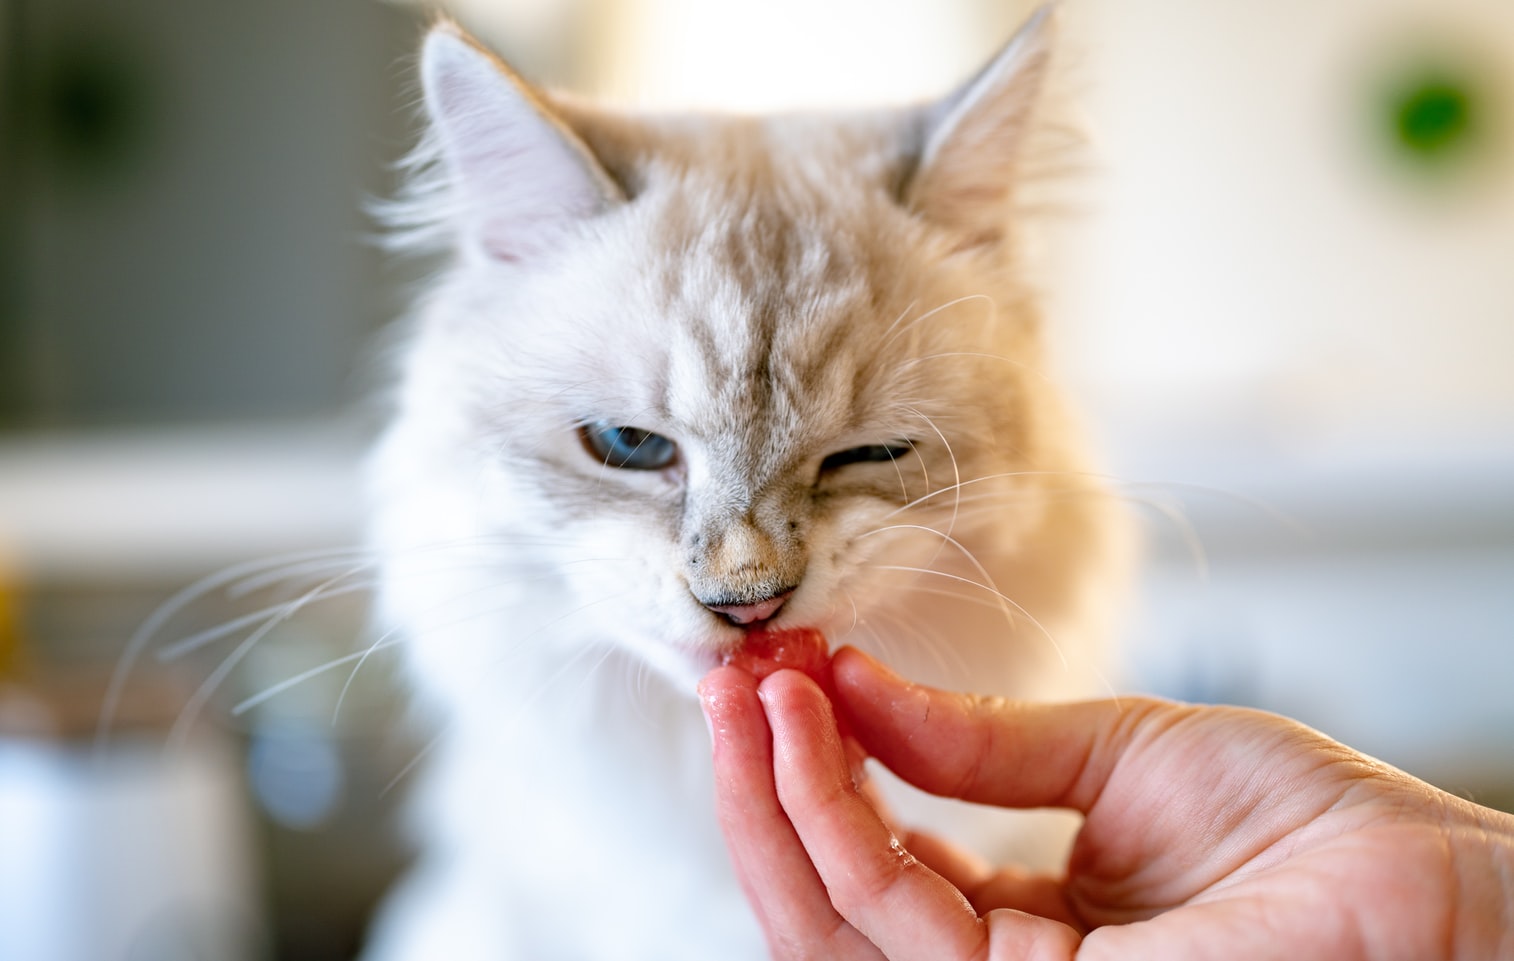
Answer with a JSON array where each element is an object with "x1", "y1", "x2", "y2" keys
[
  {"x1": 760, "y1": 670, "x2": 994, "y2": 961},
  {"x1": 699, "y1": 666, "x2": 882, "y2": 959}
]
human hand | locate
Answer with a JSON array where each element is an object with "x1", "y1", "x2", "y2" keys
[{"x1": 698, "y1": 647, "x2": 1514, "y2": 960}]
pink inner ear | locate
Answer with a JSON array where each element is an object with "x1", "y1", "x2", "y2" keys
[
  {"x1": 905, "y1": 6, "x2": 1051, "y2": 245},
  {"x1": 422, "y1": 29, "x2": 615, "y2": 262}
]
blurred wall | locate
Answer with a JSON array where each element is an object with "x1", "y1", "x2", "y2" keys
[
  {"x1": 1, "y1": 4, "x2": 426, "y2": 960},
  {"x1": 1051, "y1": 0, "x2": 1514, "y2": 793},
  {"x1": 1, "y1": 0, "x2": 419, "y2": 429},
  {"x1": 1065, "y1": 0, "x2": 1514, "y2": 445}
]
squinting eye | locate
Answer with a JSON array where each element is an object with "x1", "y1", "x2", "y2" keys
[
  {"x1": 820, "y1": 442, "x2": 914, "y2": 473},
  {"x1": 578, "y1": 421, "x2": 678, "y2": 470}
]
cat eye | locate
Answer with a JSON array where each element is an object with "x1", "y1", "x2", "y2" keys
[
  {"x1": 820, "y1": 442, "x2": 914, "y2": 473},
  {"x1": 578, "y1": 421, "x2": 678, "y2": 470}
]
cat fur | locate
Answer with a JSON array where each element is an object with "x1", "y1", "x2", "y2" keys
[{"x1": 363, "y1": 8, "x2": 1128, "y2": 959}]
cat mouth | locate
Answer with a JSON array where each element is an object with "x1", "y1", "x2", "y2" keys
[
  {"x1": 703, "y1": 592, "x2": 793, "y2": 627},
  {"x1": 667, "y1": 595, "x2": 819, "y2": 682}
]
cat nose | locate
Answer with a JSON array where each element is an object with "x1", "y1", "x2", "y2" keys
[{"x1": 701, "y1": 589, "x2": 795, "y2": 627}]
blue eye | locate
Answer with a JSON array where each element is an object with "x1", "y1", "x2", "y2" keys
[
  {"x1": 579, "y1": 421, "x2": 678, "y2": 470},
  {"x1": 820, "y1": 442, "x2": 913, "y2": 473}
]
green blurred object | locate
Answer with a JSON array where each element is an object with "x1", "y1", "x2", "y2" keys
[{"x1": 1382, "y1": 63, "x2": 1484, "y2": 171}]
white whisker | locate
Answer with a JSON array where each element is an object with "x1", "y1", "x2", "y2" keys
[
  {"x1": 895, "y1": 350, "x2": 1042, "y2": 381},
  {"x1": 165, "y1": 563, "x2": 375, "y2": 751},
  {"x1": 334, "y1": 626, "x2": 402, "y2": 724},
  {"x1": 870, "y1": 564, "x2": 1066, "y2": 670},
  {"x1": 158, "y1": 580, "x2": 375, "y2": 662},
  {"x1": 881, "y1": 293, "x2": 994, "y2": 351},
  {"x1": 877, "y1": 298, "x2": 920, "y2": 344},
  {"x1": 97, "y1": 545, "x2": 372, "y2": 752},
  {"x1": 167, "y1": 610, "x2": 291, "y2": 751},
  {"x1": 169, "y1": 550, "x2": 622, "y2": 743},
  {"x1": 231, "y1": 642, "x2": 399, "y2": 717},
  {"x1": 858, "y1": 520, "x2": 1030, "y2": 657},
  {"x1": 886, "y1": 468, "x2": 1049, "y2": 518},
  {"x1": 884, "y1": 602, "x2": 972, "y2": 682},
  {"x1": 333, "y1": 556, "x2": 631, "y2": 723},
  {"x1": 841, "y1": 588, "x2": 861, "y2": 635},
  {"x1": 877, "y1": 580, "x2": 1008, "y2": 613},
  {"x1": 380, "y1": 728, "x2": 446, "y2": 798},
  {"x1": 228, "y1": 552, "x2": 376, "y2": 599},
  {"x1": 1121, "y1": 479, "x2": 1310, "y2": 541},
  {"x1": 900, "y1": 407, "x2": 963, "y2": 548},
  {"x1": 380, "y1": 590, "x2": 634, "y2": 798}
]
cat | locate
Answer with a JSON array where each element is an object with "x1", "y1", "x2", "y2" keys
[{"x1": 362, "y1": 7, "x2": 1129, "y2": 959}]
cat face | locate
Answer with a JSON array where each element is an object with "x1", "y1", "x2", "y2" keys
[{"x1": 377, "y1": 14, "x2": 1094, "y2": 692}]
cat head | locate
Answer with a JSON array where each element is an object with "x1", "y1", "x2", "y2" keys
[{"x1": 377, "y1": 8, "x2": 1103, "y2": 692}]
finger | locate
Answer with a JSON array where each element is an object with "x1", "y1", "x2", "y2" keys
[
  {"x1": 896, "y1": 828, "x2": 991, "y2": 895},
  {"x1": 759, "y1": 669, "x2": 994, "y2": 961},
  {"x1": 830, "y1": 646, "x2": 1193, "y2": 814},
  {"x1": 698, "y1": 667, "x2": 882, "y2": 960},
  {"x1": 832, "y1": 647, "x2": 1376, "y2": 912},
  {"x1": 899, "y1": 829, "x2": 1084, "y2": 930}
]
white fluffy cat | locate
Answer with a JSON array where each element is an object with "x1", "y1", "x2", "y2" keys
[{"x1": 363, "y1": 7, "x2": 1127, "y2": 959}]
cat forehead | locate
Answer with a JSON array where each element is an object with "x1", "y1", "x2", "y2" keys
[
  {"x1": 645, "y1": 191, "x2": 885, "y2": 339},
  {"x1": 451, "y1": 109, "x2": 1004, "y2": 451},
  {"x1": 600, "y1": 115, "x2": 918, "y2": 286},
  {"x1": 623, "y1": 195, "x2": 918, "y2": 436}
]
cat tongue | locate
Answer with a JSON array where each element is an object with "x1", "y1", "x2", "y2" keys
[{"x1": 721, "y1": 627, "x2": 830, "y2": 684}]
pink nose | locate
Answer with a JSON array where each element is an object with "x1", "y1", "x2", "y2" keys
[{"x1": 704, "y1": 590, "x2": 793, "y2": 626}]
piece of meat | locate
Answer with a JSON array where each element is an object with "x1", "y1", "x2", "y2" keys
[
  {"x1": 722, "y1": 626, "x2": 863, "y2": 767},
  {"x1": 721, "y1": 627, "x2": 830, "y2": 685}
]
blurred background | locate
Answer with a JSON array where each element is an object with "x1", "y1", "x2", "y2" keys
[{"x1": 1, "y1": 0, "x2": 1510, "y2": 958}]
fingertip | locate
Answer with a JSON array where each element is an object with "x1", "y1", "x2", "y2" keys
[
  {"x1": 830, "y1": 646, "x2": 923, "y2": 738},
  {"x1": 699, "y1": 663, "x2": 755, "y2": 699},
  {"x1": 756, "y1": 669, "x2": 847, "y2": 764},
  {"x1": 752, "y1": 667, "x2": 825, "y2": 716},
  {"x1": 700, "y1": 666, "x2": 763, "y2": 737},
  {"x1": 830, "y1": 644, "x2": 876, "y2": 673},
  {"x1": 831, "y1": 645, "x2": 905, "y2": 695},
  {"x1": 982, "y1": 908, "x2": 1083, "y2": 958}
]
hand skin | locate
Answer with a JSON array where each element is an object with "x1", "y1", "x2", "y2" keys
[{"x1": 698, "y1": 647, "x2": 1514, "y2": 961}]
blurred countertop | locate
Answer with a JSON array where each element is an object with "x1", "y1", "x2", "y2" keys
[{"x1": 0, "y1": 418, "x2": 371, "y2": 585}]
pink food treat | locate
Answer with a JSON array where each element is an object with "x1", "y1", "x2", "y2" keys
[{"x1": 721, "y1": 627, "x2": 830, "y2": 685}]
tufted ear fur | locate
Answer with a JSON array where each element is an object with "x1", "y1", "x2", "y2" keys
[
  {"x1": 420, "y1": 24, "x2": 624, "y2": 262},
  {"x1": 905, "y1": 5, "x2": 1054, "y2": 249}
]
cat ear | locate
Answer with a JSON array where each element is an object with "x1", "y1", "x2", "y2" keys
[
  {"x1": 904, "y1": 5, "x2": 1054, "y2": 249},
  {"x1": 420, "y1": 24, "x2": 623, "y2": 262}
]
